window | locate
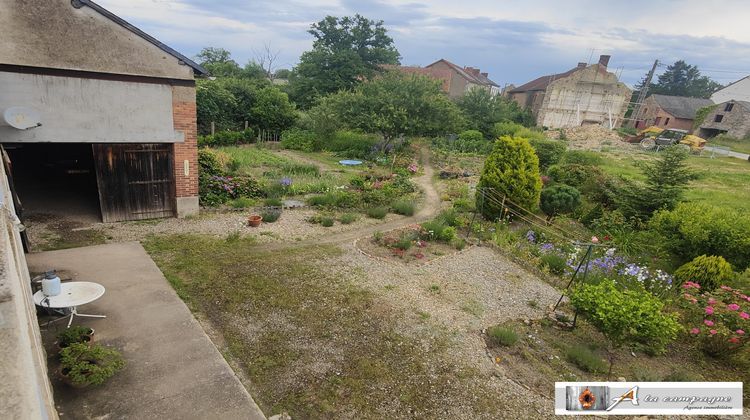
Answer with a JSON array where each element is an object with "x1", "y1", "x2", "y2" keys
[
  {"x1": 724, "y1": 103, "x2": 734, "y2": 112},
  {"x1": 715, "y1": 114, "x2": 724, "y2": 123},
  {"x1": 655, "y1": 116, "x2": 662, "y2": 125},
  {"x1": 665, "y1": 117, "x2": 670, "y2": 125}
]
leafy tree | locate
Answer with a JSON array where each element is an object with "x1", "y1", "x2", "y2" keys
[
  {"x1": 540, "y1": 184, "x2": 581, "y2": 219},
  {"x1": 457, "y1": 88, "x2": 535, "y2": 137},
  {"x1": 289, "y1": 15, "x2": 400, "y2": 108},
  {"x1": 274, "y1": 69, "x2": 292, "y2": 79},
  {"x1": 648, "y1": 60, "x2": 722, "y2": 99},
  {"x1": 476, "y1": 136, "x2": 542, "y2": 219},
  {"x1": 196, "y1": 79, "x2": 237, "y2": 134},
  {"x1": 195, "y1": 47, "x2": 243, "y2": 78},
  {"x1": 616, "y1": 147, "x2": 697, "y2": 220},
  {"x1": 317, "y1": 72, "x2": 464, "y2": 148},
  {"x1": 569, "y1": 279, "x2": 681, "y2": 377}
]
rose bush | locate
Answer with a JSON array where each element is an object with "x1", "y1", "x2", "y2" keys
[{"x1": 680, "y1": 282, "x2": 750, "y2": 356}]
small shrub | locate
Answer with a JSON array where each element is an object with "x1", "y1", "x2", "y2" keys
[
  {"x1": 57, "y1": 326, "x2": 93, "y2": 348},
  {"x1": 438, "y1": 208, "x2": 460, "y2": 227},
  {"x1": 198, "y1": 148, "x2": 224, "y2": 177},
  {"x1": 439, "y1": 226, "x2": 457, "y2": 242},
  {"x1": 546, "y1": 164, "x2": 603, "y2": 189},
  {"x1": 488, "y1": 325, "x2": 519, "y2": 346},
  {"x1": 674, "y1": 255, "x2": 734, "y2": 292},
  {"x1": 326, "y1": 130, "x2": 379, "y2": 159},
  {"x1": 540, "y1": 184, "x2": 581, "y2": 219},
  {"x1": 264, "y1": 197, "x2": 283, "y2": 207},
  {"x1": 373, "y1": 230, "x2": 384, "y2": 243},
  {"x1": 261, "y1": 209, "x2": 281, "y2": 223},
  {"x1": 394, "y1": 234, "x2": 414, "y2": 250},
  {"x1": 451, "y1": 237, "x2": 466, "y2": 250},
  {"x1": 540, "y1": 253, "x2": 567, "y2": 275},
  {"x1": 230, "y1": 197, "x2": 256, "y2": 208},
  {"x1": 679, "y1": 283, "x2": 750, "y2": 356},
  {"x1": 280, "y1": 128, "x2": 321, "y2": 152},
  {"x1": 565, "y1": 344, "x2": 607, "y2": 374},
  {"x1": 59, "y1": 343, "x2": 125, "y2": 387},
  {"x1": 663, "y1": 369, "x2": 703, "y2": 382},
  {"x1": 561, "y1": 150, "x2": 603, "y2": 166},
  {"x1": 392, "y1": 199, "x2": 416, "y2": 216},
  {"x1": 339, "y1": 213, "x2": 359, "y2": 224},
  {"x1": 367, "y1": 207, "x2": 388, "y2": 219},
  {"x1": 281, "y1": 162, "x2": 319, "y2": 176},
  {"x1": 320, "y1": 217, "x2": 335, "y2": 227},
  {"x1": 529, "y1": 138, "x2": 567, "y2": 169},
  {"x1": 198, "y1": 129, "x2": 255, "y2": 147},
  {"x1": 307, "y1": 191, "x2": 359, "y2": 208}
]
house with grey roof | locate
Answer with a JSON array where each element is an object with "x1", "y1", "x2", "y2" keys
[
  {"x1": 506, "y1": 55, "x2": 631, "y2": 129},
  {"x1": 698, "y1": 100, "x2": 750, "y2": 139},
  {"x1": 390, "y1": 59, "x2": 501, "y2": 98},
  {"x1": 636, "y1": 94, "x2": 714, "y2": 131}
]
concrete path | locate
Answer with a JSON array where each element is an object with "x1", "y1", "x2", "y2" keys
[
  {"x1": 27, "y1": 242, "x2": 266, "y2": 420},
  {"x1": 704, "y1": 145, "x2": 750, "y2": 161}
]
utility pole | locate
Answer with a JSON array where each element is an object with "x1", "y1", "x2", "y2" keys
[{"x1": 628, "y1": 59, "x2": 658, "y2": 129}]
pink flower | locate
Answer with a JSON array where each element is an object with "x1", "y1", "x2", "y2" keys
[
  {"x1": 705, "y1": 306, "x2": 715, "y2": 315},
  {"x1": 710, "y1": 329, "x2": 718, "y2": 335},
  {"x1": 704, "y1": 319, "x2": 715, "y2": 326},
  {"x1": 721, "y1": 285, "x2": 733, "y2": 291},
  {"x1": 727, "y1": 303, "x2": 740, "y2": 311},
  {"x1": 690, "y1": 328, "x2": 701, "y2": 335},
  {"x1": 708, "y1": 298, "x2": 717, "y2": 305},
  {"x1": 729, "y1": 337, "x2": 740, "y2": 344},
  {"x1": 740, "y1": 312, "x2": 750, "y2": 319},
  {"x1": 591, "y1": 236, "x2": 599, "y2": 244},
  {"x1": 746, "y1": 297, "x2": 750, "y2": 302},
  {"x1": 736, "y1": 329, "x2": 745, "y2": 335}
]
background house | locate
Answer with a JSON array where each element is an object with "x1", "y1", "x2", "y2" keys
[
  {"x1": 635, "y1": 94, "x2": 713, "y2": 131},
  {"x1": 0, "y1": 0, "x2": 206, "y2": 224},
  {"x1": 506, "y1": 55, "x2": 631, "y2": 129},
  {"x1": 711, "y1": 75, "x2": 750, "y2": 104},
  {"x1": 698, "y1": 100, "x2": 750, "y2": 139},
  {"x1": 390, "y1": 59, "x2": 501, "y2": 98}
]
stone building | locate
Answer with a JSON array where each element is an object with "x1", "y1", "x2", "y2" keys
[
  {"x1": 0, "y1": 0, "x2": 206, "y2": 223},
  {"x1": 698, "y1": 100, "x2": 750, "y2": 139},
  {"x1": 635, "y1": 94, "x2": 713, "y2": 131},
  {"x1": 506, "y1": 55, "x2": 631, "y2": 129},
  {"x1": 389, "y1": 59, "x2": 501, "y2": 98}
]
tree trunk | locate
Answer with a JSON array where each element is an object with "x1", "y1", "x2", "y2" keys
[{"x1": 606, "y1": 347, "x2": 614, "y2": 381}]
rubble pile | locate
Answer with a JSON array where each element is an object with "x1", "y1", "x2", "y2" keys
[{"x1": 547, "y1": 125, "x2": 632, "y2": 151}]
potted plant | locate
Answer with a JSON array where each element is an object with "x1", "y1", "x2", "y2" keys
[
  {"x1": 248, "y1": 214, "x2": 263, "y2": 227},
  {"x1": 59, "y1": 343, "x2": 125, "y2": 388},
  {"x1": 57, "y1": 326, "x2": 95, "y2": 350}
]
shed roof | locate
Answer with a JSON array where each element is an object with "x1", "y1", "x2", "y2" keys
[
  {"x1": 649, "y1": 94, "x2": 714, "y2": 119},
  {"x1": 73, "y1": 0, "x2": 207, "y2": 75}
]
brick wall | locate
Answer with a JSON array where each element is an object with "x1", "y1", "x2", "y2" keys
[{"x1": 171, "y1": 86, "x2": 198, "y2": 199}]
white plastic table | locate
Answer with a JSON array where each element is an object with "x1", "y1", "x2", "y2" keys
[{"x1": 33, "y1": 282, "x2": 106, "y2": 328}]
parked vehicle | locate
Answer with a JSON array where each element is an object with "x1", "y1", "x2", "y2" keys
[{"x1": 630, "y1": 127, "x2": 706, "y2": 152}]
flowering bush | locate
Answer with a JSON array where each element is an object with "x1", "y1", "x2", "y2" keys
[
  {"x1": 674, "y1": 255, "x2": 734, "y2": 292},
  {"x1": 680, "y1": 282, "x2": 750, "y2": 356},
  {"x1": 199, "y1": 175, "x2": 262, "y2": 206}
]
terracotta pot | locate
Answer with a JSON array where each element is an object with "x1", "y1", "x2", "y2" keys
[{"x1": 248, "y1": 215, "x2": 263, "y2": 227}]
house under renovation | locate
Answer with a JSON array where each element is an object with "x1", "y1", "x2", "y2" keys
[
  {"x1": 506, "y1": 55, "x2": 631, "y2": 129},
  {"x1": 0, "y1": 0, "x2": 206, "y2": 225}
]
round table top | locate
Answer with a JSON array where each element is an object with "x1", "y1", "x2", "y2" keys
[{"x1": 33, "y1": 282, "x2": 105, "y2": 309}]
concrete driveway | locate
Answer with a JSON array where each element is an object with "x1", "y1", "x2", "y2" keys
[
  {"x1": 704, "y1": 146, "x2": 750, "y2": 161},
  {"x1": 27, "y1": 242, "x2": 266, "y2": 420}
]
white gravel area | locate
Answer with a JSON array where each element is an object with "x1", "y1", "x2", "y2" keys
[
  {"x1": 316, "y1": 244, "x2": 561, "y2": 417},
  {"x1": 96, "y1": 208, "x2": 405, "y2": 244}
]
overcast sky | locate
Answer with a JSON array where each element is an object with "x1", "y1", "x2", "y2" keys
[{"x1": 98, "y1": 0, "x2": 750, "y2": 87}]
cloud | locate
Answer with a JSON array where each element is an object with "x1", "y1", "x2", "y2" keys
[{"x1": 96, "y1": 0, "x2": 750, "y2": 87}]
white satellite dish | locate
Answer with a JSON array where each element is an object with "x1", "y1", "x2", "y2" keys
[{"x1": 1, "y1": 107, "x2": 42, "y2": 130}]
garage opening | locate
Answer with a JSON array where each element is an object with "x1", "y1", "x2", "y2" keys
[{"x1": 4, "y1": 143, "x2": 101, "y2": 223}]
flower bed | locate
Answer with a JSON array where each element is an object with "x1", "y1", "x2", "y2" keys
[{"x1": 359, "y1": 224, "x2": 464, "y2": 263}]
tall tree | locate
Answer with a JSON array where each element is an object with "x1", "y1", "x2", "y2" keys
[
  {"x1": 195, "y1": 47, "x2": 243, "y2": 78},
  {"x1": 289, "y1": 15, "x2": 401, "y2": 108},
  {"x1": 649, "y1": 60, "x2": 722, "y2": 99},
  {"x1": 457, "y1": 88, "x2": 534, "y2": 138}
]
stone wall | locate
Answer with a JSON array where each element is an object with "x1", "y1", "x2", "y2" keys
[{"x1": 699, "y1": 101, "x2": 750, "y2": 138}]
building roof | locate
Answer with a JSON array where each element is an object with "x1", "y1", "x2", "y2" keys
[
  {"x1": 426, "y1": 59, "x2": 499, "y2": 87},
  {"x1": 649, "y1": 94, "x2": 714, "y2": 119},
  {"x1": 507, "y1": 66, "x2": 581, "y2": 93},
  {"x1": 72, "y1": 0, "x2": 207, "y2": 76}
]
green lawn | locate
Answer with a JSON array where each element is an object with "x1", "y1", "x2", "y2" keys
[
  {"x1": 599, "y1": 150, "x2": 750, "y2": 212},
  {"x1": 707, "y1": 137, "x2": 750, "y2": 155}
]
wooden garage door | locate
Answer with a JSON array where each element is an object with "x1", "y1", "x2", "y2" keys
[{"x1": 93, "y1": 144, "x2": 175, "y2": 222}]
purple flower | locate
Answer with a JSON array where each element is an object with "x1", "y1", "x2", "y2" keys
[
  {"x1": 525, "y1": 230, "x2": 536, "y2": 243},
  {"x1": 280, "y1": 177, "x2": 292, "y2": 187},
  {"x1": 540, "y1": 243, "x2": 555, "y2": 253}
]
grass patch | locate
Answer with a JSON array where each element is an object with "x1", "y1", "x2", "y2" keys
[
  {"x1": 366, "y1": 207, "x2": 388, "y2": 219},
  {"x1": 143, "y1": 235, "x2": 508, "y2": 417},
  {"x1": 320, "y1": 216, "x2": 335, "y2": 227},
  {"x1": 461, "y1": 299, "x2": 484, "y2": 317},
  {"x1": 488, "y1": 326, "x2": 518, "y2": 347},
  {"x1": 229, "y1": 197, "x2": 256, "y2": 208},
  {"x1": 565, "y1": 344, "x2": 607, "y2": 374},
  {"x1": 391, "y1": 199, "x2": 416, "y2": 216},
  {"x1": 339, "y1": 213, "x2": 359, "y2": 224}
]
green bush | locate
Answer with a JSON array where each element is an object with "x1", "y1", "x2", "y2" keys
[
  {"x1": 438, "y1": 208, "x2": 461, "y2": 227},
  {"x1": 326, "y1": 130, "x2": 379, "y2": 159},
  {"x1": 569, "y1": 279, "x2": 681, "y2": 355},
  {"x1": 264, "y1": 197, "x2": 283, "y2": 207},
  {"x1": 320, "y1": 216, "x2": 335, "y2": 227},
  {"x1": 491, "y1": 122, "x2": 546, "y2": 141},
  {"x1": 477, "y1": 136, "x2": 542, "y2": 219},
  {"x1": 198, "y1": 129, "x2": 255, "y2": 147},
  {"x1": 565, "y1": 344, "x2": 607, "y2": 374},
  {"x1": 307, "y1": 191, "x2": 359, "y2": 208},
  {"x1": 674, "y1": 255, "x2": 734, "y2": 291},
  {"x1": 59, "y1": 343, "x2": 125, "y2": 387},
  {"x1": 546, "y1": 164, "x2": 600, "y2": 189},
  {"x1": 339, "y1": 213, "x2": 359, "y2": 224},
  {"x1": 366, "y1": 207, "x2": 388, "y2": 219},
  {"x1": 198, "y1": 148, "x2": 224, "y2": 177},
  {"x1": 529, "y1": 139, "x2": 567, "y2": 169},
  {"x1": 261, "y1": 209, "x2": 282, "y2": 223},
  {"x1": 488, "y1": 325, "x2": 519, "y2": 346},
  {"x1": 560, "y1": 150, "x2": 603, "y2": 166},
  {"x1": 392, "y1": 199, "x2": 416, "y2": 216},
  {"x1": 540, "y1": 253, "x2": 567, "y2": 275},
  {"x1": 280, "y1": 128, "x2": 321, "y2": 152},
  {"x1": 651, "y1": 202, "x2": 750, "y2": 270},
  {"x1": 540, "y1": 184, "x2": 581, "y2": 218},
  {"x1": 230, "y1": 197, "x2": 256, "y2": 208},
  {"x1": 57, "y1": 326, "x2": 93, "y2": 348},
  {"x1": 451, "y1": 237, "x2": 467, "y2": 250}
]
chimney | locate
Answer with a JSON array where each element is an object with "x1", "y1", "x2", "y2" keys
[
  {"x1": 598, "y1": 55, "x2": 610, "y2": 70},
  {"x1": 481, "y1": 72, "x2": 488, "y2": 77},
  {"x1": 577, "y1": 62, "x2": 587, "y2": 68}
]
